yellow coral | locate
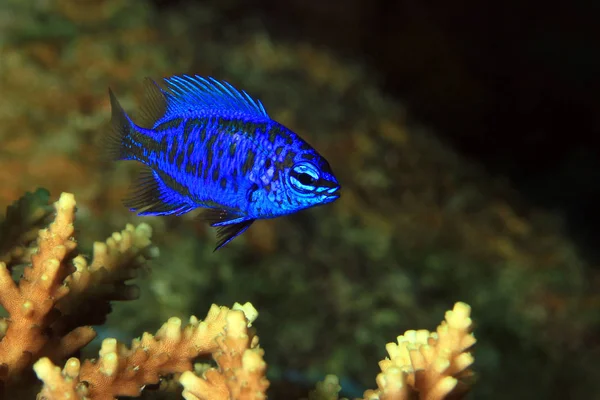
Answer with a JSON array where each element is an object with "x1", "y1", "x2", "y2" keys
[
  {"x1": 362, "y1": 302, "x2": 475, "y2": 400},
  {"x1": 0, "y1": 191, "x2": 476, "y2": 399},
  {"x1": 35, "y1": 302, "x2": 268, "y2": 400},
  {"x1": 0, "y1": 192, "x2": 157, "y2": 395}
]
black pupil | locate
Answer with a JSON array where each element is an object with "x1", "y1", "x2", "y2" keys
[{"x1": 298, "y1": 173, "x2": 315, "y2": 185}]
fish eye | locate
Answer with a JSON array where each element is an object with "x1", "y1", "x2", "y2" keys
[
  {"x1": 297, "y1": 172, "x2": 316, "y2": 185},
  {"x1": 289, "y1": 162, "x2": 320, "y2": 193}
]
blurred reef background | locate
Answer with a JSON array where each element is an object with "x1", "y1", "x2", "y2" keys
[{"x1": 0, "y1": 0, "x2": 599, "y2": 398}]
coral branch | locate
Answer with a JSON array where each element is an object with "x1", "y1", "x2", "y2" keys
[
  {"x1": 0, "y1": 193, "x2": 83, "y2": 382},
  {"x1": 180, "y1": 302, "x2": 268, "y2": 400},
  {"x1": 35, "y1": 302, "x2": 267, "y2": 400},
  {"x1": 0, "y1": 192, "x2": 158, "y2": 395},
  {"x1": 52, "y1": 223, "x2": 159, "y2": 335},
  {"x1": 308, "y1": 303, "x2": 476, "y2": 400},
  {"x1": 363, "y1": 302, "x2": 476, "y2": 400},
  {"x1": 0, "y1": 191, "x2": 476, "y2": 400}
]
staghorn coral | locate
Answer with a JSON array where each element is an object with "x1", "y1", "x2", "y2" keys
[
  {"x1": 363, "y1": 302, "x2": 475, "y2": 399},
  {"x1": 34, "y1": 302, "x2": 267, "y2": 400},
  {"x1": 0, "y1": 191, "x2": 158, "y2": 396},
  {"x1": 34, "y1": 298, "x2": 474, "y2": 400},
  {"x1": 0, "y1": 190, "x2": 476, "y2": 399},
  {"x1": 307, "y1": 302, "x2": 475, "y2": 400}
]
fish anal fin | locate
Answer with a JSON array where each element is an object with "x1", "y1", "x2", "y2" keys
[
  {"x1": 124, "y1": 165, "x2": 194, "y2": 216},
  {"x1": 214, "y1": 219, "x2": 255, "y2": 251},
  {"x1": 137, "y1": 77, "x2": 169, "y2": 129}
]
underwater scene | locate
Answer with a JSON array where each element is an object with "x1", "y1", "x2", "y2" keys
[{"x1": 0, "y1": 0, "x2": 598, "y2": 399}]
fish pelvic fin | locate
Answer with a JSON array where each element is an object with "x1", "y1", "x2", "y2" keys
[
  {"x1": 199, "y1": 208, "x2": 255, "y2": 251},
  {"x1": 105, "y1": 88, "x2": 136, "y2": 161},
  {"x1": 124, "y1": 165, "x2": 195, "y2": 216},
  {"x1": 213, "y1": 219, "x2": 255, "y2": 251}
]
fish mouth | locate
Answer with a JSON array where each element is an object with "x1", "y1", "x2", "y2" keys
[{"x1": 326, "y1": 186, "x2": 341, "y2": 198}]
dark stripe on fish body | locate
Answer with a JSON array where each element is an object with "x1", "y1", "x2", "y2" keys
[
  {"x1": 242, "y1": 121, "x2": 254, "y2": 134},
  {"x1": 199, "y1": 122, "x2": 208, "y2": 143},
  {"x1": 212, "y1": 165, "x2": 220, "y2": 183},
  {"x1": 267, "y1": 125, "x2": 280, "y2": 144},
  {"x1": 168, "y1": 140, "x2": 179, "y2": 164},
  {"x1": 203, "y1": 159, "x2": 211, "y2": 180},
  {"x1": 204, "y1": 134, "x2": 217, "y2": 176},
  {"x1": 301, "y1": 153, "x2": 316, "y2": 161},
  {"x1": 155, "y1": 118, "x2": 183, "y2": 133},
  {"x1": 275, "y1": 146, "x2": 284, "y2": 157},
  {"x1": 220, "y1": 177, "x2": 227, "y2": 189},
  {"x1": 175, "y1": 151, "x2": 185, "y2": 168},
  {"x1": 195, "y1": 159, "x2": 203, "y2": 177},
  {"x1": 182, "y1": 118, "x2": 198, "y2": 144},
  {"x1": 284, "y1": 150, "x2": 296, "y2": 166},
  {"x1": 272, "y1": 168, "x2": 280, "y2": 182},
  {"x1": 253, "y1": 122, "x2": 268, "y2": 137},
  {"x1": 300, "y1": 142, "x2": 311, "y2": 151},
  {"x1": 265, "y1": 158, "x2": 272, "y2": 170},
  {"x1": 242, "y1": 149, "x2": 256, "y2": 175},
  {"x1": 186, "y1": 141, "x2": 195, "y2": 159},
  {"x1": 277, "y1": 127, "x2": 293, "y2": 145},
  {"x1": 218, "y1": 148, "x2": 224, "y2": 159},
  {"x1": 205, "y1": 133, "x2": 217, "y2": 154},
  {"x1": 158, "y1": 171, "x2": 190, "y2": 197},
  {"x1": 185, "y1": 162, "x2": 195, "y2": 175},
  {"x1": 160, "y1": 135, "x2": 169, "y2": 151},
  {"x1": 264, "y1": 183, "x2": 271, "y2": 193},
  {"x1": 228, "y1": 141, "x2": 237, "y2": 157}
]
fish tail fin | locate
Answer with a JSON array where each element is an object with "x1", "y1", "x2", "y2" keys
[
  {"x1": 137, "y1": 77, "x2": 169, "y2": 129},
  {"x1": 104, "y1": 88, "x2": 135, "y2": 161}
]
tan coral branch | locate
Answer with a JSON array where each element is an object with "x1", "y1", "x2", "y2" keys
[
  {"x1": 180, "y1": 302, "x2": 269, "y2": 400},
  {"x1": 0, "y1": 193, "x2": 94, "y2": 382},
  {"x1": 363, "y1": 302, "x2": 476, "y2": 400},
  {"x1": 35, "y1": 302, "x2": 266, "y2": 400},
  {"x1": 0, "y1": 191, "x2": 158, "y2": 395}
]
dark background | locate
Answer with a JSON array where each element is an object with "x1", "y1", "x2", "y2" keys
[{"x1": 156, "y1": 0, "x2": 600, "y2": 263}]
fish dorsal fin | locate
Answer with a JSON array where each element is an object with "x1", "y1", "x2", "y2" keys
[{"x1": 160, "y1": 74, "x2": 269, "y2": 121}]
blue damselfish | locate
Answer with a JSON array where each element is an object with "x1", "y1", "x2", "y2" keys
[{"x1": 107, "y1": 75, "x2": 340, "y2": 250}]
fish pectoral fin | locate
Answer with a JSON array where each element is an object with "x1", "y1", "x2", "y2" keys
[
  {"x1": 124, "y1": 165, "x2": 194, "y2": 216},
  {"x1": 213, "y1": 219, "x2": 255, "y2": 251}
]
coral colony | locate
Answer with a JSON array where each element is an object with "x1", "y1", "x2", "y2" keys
[{"x1": 0, "y1": 191, "x2": 475, "y2": 399}]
